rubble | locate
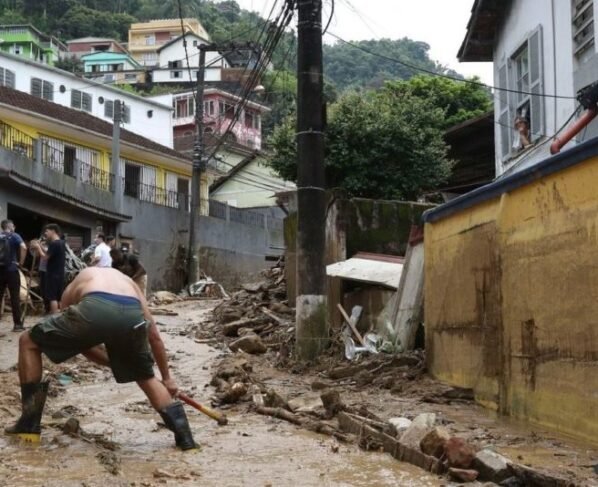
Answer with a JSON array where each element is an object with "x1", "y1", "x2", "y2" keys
[
  {"x1": 474, "y1": 449, "x2": 510, "y2": 482},
  {"x1": 445, "y1": 437, "x2": 477, "y2": 469},
  {"x1": 420, "y1": 426, "x2": 450, "y2": 458},
  {"x1": 229, "y1": 333, "x2": 267, "y2": 354},
  {"x1": 449, "y1": 467, "x2": 479, "y2": 482}
]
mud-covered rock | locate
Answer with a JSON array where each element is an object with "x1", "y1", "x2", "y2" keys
[
  {"x1": 229, "y1": 334, "x2": 267, "y2": 354},
  {"x1": 445, "y1": 437, "x2": 476, "y2": 469},
  {"x1": 449, "y1": 467, "x2": 479, "y2": 482},
  {"x1": 420, "y1": 426, "x2": 450, "y2": 458},
  {"x1": 474, "y1": 449, "x2": 510, "y2": 482}
]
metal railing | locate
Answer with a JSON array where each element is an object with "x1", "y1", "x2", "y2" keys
[
  {"x1": 0, "y1": 120, "x2": 35, "y2": 160},
  {"x1": 123, "y1": 179, "x2": 189, "y2": 210},
  {"x1": 80, "y1": 160, "x2": 114, "y2": 192}
]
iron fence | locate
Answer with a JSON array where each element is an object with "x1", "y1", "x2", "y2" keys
[
  {"x1": 123, "y1": 179, "x2": 189, "y2": 210},
  {"x1": 0, "y1": 120, "x2": 35, "y2": 160},
  {"x1": 80, "y1": 160, "x2": 113, "y2": 192}
]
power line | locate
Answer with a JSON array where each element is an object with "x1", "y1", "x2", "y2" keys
[{"x1": 326, "y1": 32, "x2": 577, "y2": 100}]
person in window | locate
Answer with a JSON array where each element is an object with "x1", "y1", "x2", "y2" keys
[
  {"x1": 110, "y1": 249, "x2": 148, "y2": 297},
  {"x1": 90, "y1": 233, "x2": 112, "y2": 268},
  {"x1": 0, "y1": 219, "x2": 27, "y2": 331},
  {"x1": 31, "y1": 224, "x2": 65, "y2": 314},
  {"x1": 514, "y1": 115, "x2": 532, "y2": 150}
]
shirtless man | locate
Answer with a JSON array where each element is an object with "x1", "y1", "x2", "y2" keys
[{"x1": 5, "y1": 267, "x2": 196, "y2": 450}]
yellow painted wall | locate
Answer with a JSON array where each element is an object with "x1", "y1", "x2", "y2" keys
[{"x1": 425, "y1": 155, "x2": 598, "y2": 445}]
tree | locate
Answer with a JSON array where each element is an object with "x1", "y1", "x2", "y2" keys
[
  {"x1": 267, "y1": 84, "x2": 454, "y2": 200},
  {"x1": 387, "y1": 75, "x2": 492, "y2": 128}
]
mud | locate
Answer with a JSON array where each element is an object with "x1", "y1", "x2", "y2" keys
[{"x1": 0, "y1": 301, "x2": 444, "y2": 487}]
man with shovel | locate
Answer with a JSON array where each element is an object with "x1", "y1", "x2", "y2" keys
[{"x1": 5, "y1": 267, "x2": 197, "y2": 450}]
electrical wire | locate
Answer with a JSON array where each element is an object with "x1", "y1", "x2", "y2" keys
[
  {"x1": 326, "y1": 32, "x2": 577, "y2": 100},
  {"x1": 322, "y1": 0, "x2": 334, "y2": 36}
]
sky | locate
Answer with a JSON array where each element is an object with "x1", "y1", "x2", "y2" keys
[{"x1": 229, "y1": 0, "x2": 494, "y2": 84}]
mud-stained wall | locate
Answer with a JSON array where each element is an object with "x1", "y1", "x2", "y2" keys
[{"x1": 425, "y1": 155, "x2": 598, "y2": 445}]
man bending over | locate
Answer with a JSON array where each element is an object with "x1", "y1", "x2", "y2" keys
[{"x1": 5, "y1": 267, "x2": 196, "y2": 450}]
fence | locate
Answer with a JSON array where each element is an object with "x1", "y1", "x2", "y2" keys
[
  {"x1": 208, "y1": 199, "x2": 283, "y2": 230},
  {"x1": 0, "y1": 120, "x2": 35, "y2": 160},
  {"x1": 124, "y1": 179, "x2": 189, "y2": 210},
  {"x1": 81, "y1": 160, "x2": 113, "y2": 192}
]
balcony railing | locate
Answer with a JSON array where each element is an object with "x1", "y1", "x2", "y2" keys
[
  {"x1": 0, "y1": 120, "x2": 35, "y2": 159},
  {"x1": 123, "y1": 179, "x2": 189, "y2": 210},
  {"x1": 81, "y1": 160, "x2": 113, "y2": 192}
]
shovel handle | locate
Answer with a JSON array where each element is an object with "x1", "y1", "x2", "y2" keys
[{"x1": 178, "y1": 392, "x2": 228, "y2": 426}]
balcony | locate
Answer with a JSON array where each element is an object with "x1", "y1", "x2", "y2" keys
[{"x1": 123, "y1": 178, "x2": 189, "y2": 211}]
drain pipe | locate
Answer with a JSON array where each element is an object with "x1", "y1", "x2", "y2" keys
[{"x1": 550, "y1": 106, "x2": 598, "y2": 154}]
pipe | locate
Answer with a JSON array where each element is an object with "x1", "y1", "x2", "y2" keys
[{"x1": 550, "y1": 106, "x2": 598, "y2": 154}]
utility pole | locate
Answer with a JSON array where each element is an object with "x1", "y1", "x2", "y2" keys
[
  {"x1": 111, "y1": 99, "x2": 123, "y2": 211},
  {"x1": 188, "y1": 47, "x2": 207, "y2": 285},
  {"x1": 187, "y1": 41, "x2": 259, "y2": 284},
  {"x1": 295, "y1": 0, "x2": 328, "y2": 360}
]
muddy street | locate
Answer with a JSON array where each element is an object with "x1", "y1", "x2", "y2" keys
[{"x1": 0, "y1": 300, "x2": 442, "y2": 487}]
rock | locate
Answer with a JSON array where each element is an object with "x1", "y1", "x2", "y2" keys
[
  {"x1": 320, "y1": 390, "x2": 345, "y2": 416},
  {"x1": 420, "y1": 426, "x2": 450, "y2": 458},
  {"x1": 229, "y1": 334, "x2": 267, "y2": 354},
  {"x1": 474, "y1": 449, "x2": 510, "y2": 482},
  {"x1": 222, "y1": 317, "x2": 267, "y2": 337},
  {"x1": 388, "y1": 417, "x2": 412, "y2": 437},
  {"x1": 445, "y1": 437, "x2": 476, "y2": 469},
  {"x1": 264, "y1": 389, "x2": 289, "y2": 409},
  {"x1": 288, "y1": 393, "x2": 324, "y2": 413},
  {"x1": 151, "y1": 291, "x2": 180, "y2": 305},
  {"x1": 449, "y1": 467, "x2": 479, "y2": 482},
  {"x1": 269, "y1": 302, "x2": 293, "y2": 315},
  {"x1": 62, "y1": 417, "x2": 80, "y2": 435},
  {"x1": 242, "y1": 281, "x2": 268, "y2": 293},
  {"x1": 399, "y1": 423, "x2": 432, "y2": 450},
  {"x1": 411, "y1": 412, "x2": 436, "y2": 428}
]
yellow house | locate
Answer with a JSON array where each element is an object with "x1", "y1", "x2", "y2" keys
[
  {"x1": 423, "y1": 138, "x2": 598, "y2": 446},
  {"x1": 128, "y1": 18, "x2": 209, "y2": 67}
]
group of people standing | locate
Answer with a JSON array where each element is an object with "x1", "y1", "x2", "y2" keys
[{"x1": 0, "y1": 221, "x2": 146, "y2": 330}]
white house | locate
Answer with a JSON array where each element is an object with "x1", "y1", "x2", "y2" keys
[
  {"x1": 0, "y1": 51, "x2": 173, "y2": 148},
  {"x1": 151, "y1": 33, "x2": 227, "y2": 85},
  {"x1": 459, "y1": 0, "x2": 598, "y2": 177}
]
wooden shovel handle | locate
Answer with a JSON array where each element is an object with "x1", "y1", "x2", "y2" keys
[{"x1": 178, "y1": 392, "x2": 228, "y2": 426}]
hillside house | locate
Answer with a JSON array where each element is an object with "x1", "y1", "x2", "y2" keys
[
  {"x1": 82, "y1": 52, "x2": 144, "y2": 85},
  {"x1": 0, "y1": 25, "x2": 66, "y2": 66},
  {"x1": 66, "y1": 37, "x2": 128, "y2": 59},
  {"x1": 0, "y1": 51, "x2": 173, "y2": 148},
  {"x1": 459, "y1": 0, "x2": 598, "y2": 177}
]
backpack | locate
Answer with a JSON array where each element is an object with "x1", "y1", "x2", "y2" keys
[{"x1": 0, "y1": 233, "x2": 11, "y2": 267}]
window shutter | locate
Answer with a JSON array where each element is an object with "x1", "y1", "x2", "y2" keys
[
  {"x1": 42, "y1": 80, "x2": 53, "y2": 101},
  {"x1": 529, "y1": 25, "x2": 544, "y2": 140},
  {"x1": 105, "y1": 100, "x2": 114, "y2": 119},
  {"x1": 82, "y1": 92, "x2": 92, "y2": 112},
  {"x1": 498, "y1": 62, "x2": 511, "y2": 159},
  {"x1": 5, "y1": 70, "x2": 15, "y2": 88},
  {"x1": 122, "y1": 104, "x2": 131, "y2": 124},
  {"x1": 71, "y1": 89, "x2": 82, "y2": 109},
  {"x1": 31, "y1": 78, "x2": 42, "y2": 98}
]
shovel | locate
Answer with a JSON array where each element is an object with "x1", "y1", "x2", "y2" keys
[{"x1": 178, "y1": 392, "x2": 228, "y2": 426}]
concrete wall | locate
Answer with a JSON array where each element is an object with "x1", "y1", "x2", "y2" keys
[{"x1": 425, "y1": 151, "x2": 598, "y2": 445}]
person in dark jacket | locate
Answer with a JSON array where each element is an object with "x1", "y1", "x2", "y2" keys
[{"x1": 0, "y1": 219, "x2": 27, "y2": 331}]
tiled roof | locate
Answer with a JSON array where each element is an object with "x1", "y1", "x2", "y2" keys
[{"x1": 0, "y1": 86, "x2": 190, "y2": 162}]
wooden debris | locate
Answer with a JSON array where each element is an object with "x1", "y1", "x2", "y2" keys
[{"x1": 255, "y1": 406, "x2": 303, "y2": 425}]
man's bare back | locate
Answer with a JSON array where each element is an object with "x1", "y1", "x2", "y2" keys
[{"x1": 61, "y1": 267, "x2": 141, "y2": 306}]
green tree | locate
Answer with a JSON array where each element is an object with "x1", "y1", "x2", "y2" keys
[
  {"x1": 388, "y1": 75, "x2": 492, "y2": 128},
  {"x1": 267, "y1": 85, "x2": 453, "y2": 200}
]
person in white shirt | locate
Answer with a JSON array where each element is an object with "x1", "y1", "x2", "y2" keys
[{"x1": 90, "y1": 233, "x2": 112, "y2": 268}]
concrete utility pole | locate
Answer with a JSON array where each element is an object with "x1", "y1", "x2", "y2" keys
[
  {"x1": 187, "y1": 47, "x2": 207, "y2": 285},
  {"x1": 111, "y1": 99, "x2": 123, "y2": 211},
  {"x1": 295, "y1": 0, "x2": 328, "y2": 360}
]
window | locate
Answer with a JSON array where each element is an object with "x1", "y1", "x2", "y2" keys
[
  {"x1": 497, "y1": 26, "x2": 544, "y2": 161},
  {"x1": 573, "y1": 0, "x2": 595, "y2": 57},
  {"x1": 124, "y1": 163, "x2": 141, "y2": 198},
  {"x1": 30, "y1": 78, "x2": 54, "y2": 101},
  {"x1": 168, "y1": 60, "x2": 182, "y2": 69},
  {"x1": 122, "y1": 104, "x2": 131, "y2": 124},
  {"x1": 104, "y1": 100, "x2": 114, "y2": 119},
  {"x1": 219, "y1": 101, "x2": 235, "y2": 118},
  {"x1": 0, "y1": 68, "x2": 15, "y2": 88},
  {"x1": 174, "y1": 96, "x2": 194, "y2": 119},
  {"x1": 71, "y1": 89, "x2": 92, "y2": 112},
  {"x1": 142, "y1": 53, "x2": 158, "y2": 66},
  {"x1": 145, "y1": 35, "x2": 156, "y2": 46},
  {"x1": 170, "y1": 70, "x2": 182, "y2": 79},
  {"x1": 203, "y1": 100, "x2": 215, "y2": 115}
]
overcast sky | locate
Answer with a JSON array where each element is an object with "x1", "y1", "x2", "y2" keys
[{"x1": 229, "y1": 0, "x2": 494, "y2": 84}]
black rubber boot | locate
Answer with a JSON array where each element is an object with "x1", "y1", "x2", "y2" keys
[
  {"x1": 159, "y1": 401, "x2": 197, "y2": 451},
  {"x1": 5, "y1": 381, "x2": 49, "y2": 443}
]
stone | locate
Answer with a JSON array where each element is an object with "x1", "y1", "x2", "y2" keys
[
  {"x1": 474, "y1": 449, "x2": 510, "y2": 482},
  {"x1": 151, "y1": 291, "x2": 180, "y2": 304},
  {"x1": 448, "y1": 467, "x2": 479, "y2": 483},
  {"x1": 62, "y1": 417, "x2": 80, "y2": 435},
  {"x1": 242, "y1": 281, "x2": 268, "y2": 293},
  {"x1": 420, "y1": 426, "x2": 451, "y2": 458},
  {"x1": 287, "y1": 393, "x2": 324, "y2": 413},
  {"x1": 411, "y1": 412, "x2": 436, "y2": 428},
  {"x1": 399, "y1": 423, "x2": 432, "y2": 450},
  {"x1": 445, "y1": 437, "x2": 476, "y2": 469},
  {"x1": 388, "y1": 417, "x2": 412, "y2": 437},
  {"x1": 229, "y1": 334, "x2": 267, "y2": 354}
]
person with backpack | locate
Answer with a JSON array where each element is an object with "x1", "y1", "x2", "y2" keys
[
  {"x1": 0, "y1": 219, "x2": 27, "y2": 331},
  {"x1": 31, "y1": 224, "x2": 66, "y2": 314}
]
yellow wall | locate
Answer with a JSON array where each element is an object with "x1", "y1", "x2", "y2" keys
[{"x1": 425, "y1": 155, "x2": 598, "y2": 445}]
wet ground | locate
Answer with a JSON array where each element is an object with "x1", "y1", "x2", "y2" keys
[{"x1": 0, "y1": 301, "x2": 444, "y2": 487}]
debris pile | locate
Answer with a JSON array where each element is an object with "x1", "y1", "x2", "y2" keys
[{"x1": 203, "y1": 260, "x2": 294, "y2": 353}]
